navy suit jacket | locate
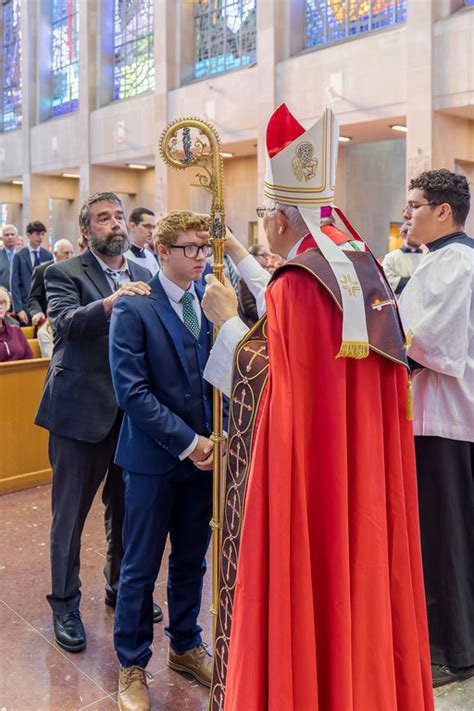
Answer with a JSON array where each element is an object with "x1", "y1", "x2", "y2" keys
[
  {"x1": 0, "y1": 248, "x2": 16, "y2": 290},
  {"x1": 11, "y1": 246, "x2": 53, "y2": 313},
  {"x1": 110, "y1": 275, "x2": 224, "y2": 476}
]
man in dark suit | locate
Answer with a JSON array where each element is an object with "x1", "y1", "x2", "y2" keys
[
  {"x1": 110, "y1": 211, "x2": 220, "y2": 711},
  {"x1": 28, "y1": 239, "x2": 74, "y2": 357},
  {"x1": 35, "y1": 192, "x2": 159, "y2": 655},
  {"x1": 10, "y1": 220, "x2": 53, "y2": 324},
  {"x1": 0, "y1": 224, "x2": 19, "y2": 290}
]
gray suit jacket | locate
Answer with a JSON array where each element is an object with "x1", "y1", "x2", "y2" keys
[
  {"x1": 35, "y1": 249, "x2": 151, "y2": 442},
  {"x1": 0, "y1": 248, "x2": 16, "y2": 290}
]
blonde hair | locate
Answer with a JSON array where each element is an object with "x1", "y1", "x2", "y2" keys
[
  {"x1": 153, "y1": 211, "x2": 210, "y2": 248},
  {"x1": 0, "y1": 286, "x2": 11, "y2": 310}
]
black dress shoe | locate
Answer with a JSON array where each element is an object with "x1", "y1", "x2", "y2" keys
[
  {"x1": 432, "y1": 663, "x2": 474, "y2": 688},
  {"x1": 105, "y1": 594, "x2": 163, "y2": 624},
  {"x1": 53, "y1": 610, "x2": 86, "y2": 653}
]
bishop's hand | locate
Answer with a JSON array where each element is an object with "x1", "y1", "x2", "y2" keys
[{"x1": 202, "y1": 274, "x2": 238, "y2": 328}]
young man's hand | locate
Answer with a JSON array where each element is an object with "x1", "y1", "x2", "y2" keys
[{"x1": 189, "y1": 435, "x2": 214, "y2": 471}]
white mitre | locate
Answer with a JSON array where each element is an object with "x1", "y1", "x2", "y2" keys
[{"x1": 264, "y1": 104, "x2": 369, "y2": 359}]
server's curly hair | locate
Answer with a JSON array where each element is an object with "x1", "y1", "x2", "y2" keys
[
  {"x1": 409, "y1": 169, "x2": 470, "y2": 226},
  {"x1": 153, "y1": 211, "x2": 210, "y2": 248}
]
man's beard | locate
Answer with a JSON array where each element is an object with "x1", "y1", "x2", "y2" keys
[{"x1": 89, "y1": 231, "x2": 130, "y2": 256}]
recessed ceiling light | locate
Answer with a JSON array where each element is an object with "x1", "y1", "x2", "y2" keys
[
  {"x1": 390, "y1": 124, "x2": 407, "y2": 133},
  {"x1": 338, "y1": 135, "x2": 351, "y2": 143},
  {"x1": 220, "y1": 151, "x2": 234, "y2": 158},
  {"x1": 62, "y1": 172, "x2": 80, "y2": 178},
  {"x1": 127, "y1": 163, "x2": 148, "y2": 170},
  {"x1": 11, "y1": 179, "x2": 23, "y2": 185}
]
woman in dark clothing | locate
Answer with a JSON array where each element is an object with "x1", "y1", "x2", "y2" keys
[{"x1": 0, "y1": 286, "x2": 33, "y2": 362}]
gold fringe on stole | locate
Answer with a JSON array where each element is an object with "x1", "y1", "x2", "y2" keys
[
  {"x1": 406, "y1": 376, "x2": 414, "y2": 421},
  {"x1": 336, "y1": 341, "x2": 370, "y2": 359}
]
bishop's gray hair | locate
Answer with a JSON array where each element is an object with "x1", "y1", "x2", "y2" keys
[{"x1": 262, "y1": 198, "x2": 308, "y2": 238}]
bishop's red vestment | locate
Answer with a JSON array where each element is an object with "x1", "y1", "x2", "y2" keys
[{"x1": 210, "y1": 246, "x2": 434, "y2": 711}]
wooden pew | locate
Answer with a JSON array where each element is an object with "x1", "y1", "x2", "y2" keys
[
  {"x1": 27, "y1": 339, "x2": 42, "y2": 358},
  {"x1": 0, "y1": 357, "x2": 51, "y2": 494}
]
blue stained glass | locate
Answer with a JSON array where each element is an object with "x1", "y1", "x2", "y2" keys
[
  {"x1": 51, "y1": 0, "x2": 79, "y2": 116},
  {"x1": 306, "y1": 0, "x2": 407, "y2": 48},
  {"x1": 194, "y1": 0, "x2": 256, "y2": 80},
  {"x1": 113, "y1": 0, "x2": 154, "y2": 101},
  {"x1": 465, "y1": 0, "x2": 474, "y2": 5},
  {"x1": 1, "y1": 0, "x2": 22, "y2": 131}
]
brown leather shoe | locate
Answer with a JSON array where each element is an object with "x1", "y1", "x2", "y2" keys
[
  {"x1": 168, "y1": 643, "x2": 213, "y2": 687},
  {"x1": 118, "y1": 666, "x2": 152, "y2": 711}
]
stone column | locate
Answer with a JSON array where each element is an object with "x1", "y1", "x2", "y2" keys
[
  {"x1": 255, "y1": 0, "x2": 281, "y2": 239},
  {"x1": 406, "y1": 1, "x2": 433, "y2": 182},
  {"x1": 153, "y1": 0, "x2": 177, "y2": 216},
  {"x1": 20, "y1": 0, "x2": 34, "y2": 231},
  {"x1": 78, "y1": 0, "x2": 96, "y2": 205}
]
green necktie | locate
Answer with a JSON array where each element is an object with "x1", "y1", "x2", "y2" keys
[{"x1": 181, "y1": 291, "x2": 200, "y2": 340}]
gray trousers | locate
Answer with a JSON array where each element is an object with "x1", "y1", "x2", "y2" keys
[{"x1": 47, "y1": 418, "x2": 124, "y2": 614}]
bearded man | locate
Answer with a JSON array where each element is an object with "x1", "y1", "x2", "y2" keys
[{"x1": 35, "y1": 192, "x2": 161, "y2": 654}]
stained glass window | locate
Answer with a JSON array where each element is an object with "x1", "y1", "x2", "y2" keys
[
  {"x1": 51, "y1": 0, "x2": 79, "y2": 116},
  {"x1": 465, "y1": 0, "x2": 474, "y2": 5},
  {"x1": 194, "y1": 0, "x2": 257, "y2": 80},
  {"x1": 113, "y1": 0, "x2": 154, "y2": 101},
  {"x1": 306, "y1": 0, "x2": 407, "y2": 48},
  {"x1": 1, "y1": 0, "x2": 22, "y2": 131}
]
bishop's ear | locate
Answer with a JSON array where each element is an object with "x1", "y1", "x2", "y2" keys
[{"x1": 275, "y1": 209, "x2": 288, "y2": 234}]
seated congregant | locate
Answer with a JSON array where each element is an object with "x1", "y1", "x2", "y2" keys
[{"x1": 0, "y1": 286, "x2": 33, "y2": 362}]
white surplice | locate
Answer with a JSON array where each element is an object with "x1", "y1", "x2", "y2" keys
[{"x1": 399, "y1": 239, "x2": 474, "y2": 442}]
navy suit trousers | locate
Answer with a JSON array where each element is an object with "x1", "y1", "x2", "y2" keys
[{"x1": 114, "y1": 462, "x2": 213, "y2": 668}]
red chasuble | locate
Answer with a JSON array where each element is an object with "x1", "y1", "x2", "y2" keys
[{"x1": 222, "y1": 262, "x2": 434, "y2": 710}]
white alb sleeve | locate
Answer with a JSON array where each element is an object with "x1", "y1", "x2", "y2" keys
[
  {"x1": 203, "y1": 316, "x2": 250, "y2": 397},
  {"x1": 399, "y1": 247, "x2": 472, "y2": 378},
  {"x1": 237, "y1": 255, "x2": 271, "y2": 317}
]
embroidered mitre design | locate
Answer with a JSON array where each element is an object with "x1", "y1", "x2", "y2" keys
[
  {"x1": 264, "y1": 105, "x2": 338, "y2": 206},
  {"x1": 263, "y1": 103, "x2": 369, "y2": 358}
]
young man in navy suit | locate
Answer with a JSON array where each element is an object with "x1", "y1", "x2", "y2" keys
[
  {"x1": 10, "y1": 220, "x2": 53, "y2": 324},
  {"x1": 109, "y1": 211, "x2": 220, "y2": 711}
]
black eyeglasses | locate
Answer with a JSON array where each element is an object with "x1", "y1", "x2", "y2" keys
[
  {"x1": 404, "y1": 202, "x2": 439, "y2": 215},
  {"x1": 168, "y1": 244, "x2": 213, "y2": 259},
  {"x1": 256, "y1": 207, "x2": 274, "y2": 219}
]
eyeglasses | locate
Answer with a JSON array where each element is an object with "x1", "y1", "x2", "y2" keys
[
  {"x1": 256, "y1": 207, "x2": 274, "y2": 219},
  {"x1": 404, "y1": 202, "x2": 439, "y2": 215},
  {"x1": 168, "y1": 244, "x2": 213, "y2": 259}
]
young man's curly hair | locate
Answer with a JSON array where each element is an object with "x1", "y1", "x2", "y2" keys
[
  {"x1": 153, "y1": 211, "x2": 210, "y2": 248},
  {"x1": 409, "y1": 169, "x2": 471, "y2": 227}
]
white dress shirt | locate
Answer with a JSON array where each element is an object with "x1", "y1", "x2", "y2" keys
[
  {"x1": 89, "y1": 250, "x2": 131, "y2": 291},
  {"x1": 29, "y1": 247, "x2": 42, "y2": 267},
  {"x1": 399, "y1": 241, "x2": 474, "y2": 442}
]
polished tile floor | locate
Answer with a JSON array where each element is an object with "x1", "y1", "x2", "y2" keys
[{"x1": 0, "y1": 484, "x2": 473, "y2": 710}]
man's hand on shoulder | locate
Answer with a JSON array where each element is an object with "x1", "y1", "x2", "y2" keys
[
  {"x1": 189, "y1": 435, "x2": 214, "y2": 471},
  {"x1": 202, "y1": 274, "x2": 238, "y2": 328},
  {"x1": 103, "y1": 281, "x2": 151, "y2": 315}
]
